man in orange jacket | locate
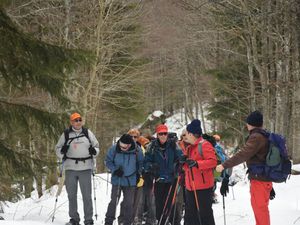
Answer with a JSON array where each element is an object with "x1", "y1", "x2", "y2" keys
[{"x1": 181, "y1": 119, "x2": 217, "y2": 225}]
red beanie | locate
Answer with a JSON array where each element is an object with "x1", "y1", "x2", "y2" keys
[{"x1": 156, "y1": 124, "x2": 168, "y2": 133}]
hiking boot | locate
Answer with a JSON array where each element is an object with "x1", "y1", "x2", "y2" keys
[
  {"x1": 84, "y1": 220, "x2": 94, "y2": 225},
  {"x1": 66, "y1": 218, "x2": 80, "y2": 225}
]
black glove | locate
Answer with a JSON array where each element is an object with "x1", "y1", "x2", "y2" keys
[
  {"x1": 220, "y1": 177, "x2": 229, "y2": 197},
  {"x1": 113, "y1": 167, "x2": 124, "y2": 177},
  {"x1": 60, "y1": 145, "x2": 69, "y2": 154},
  {"x1": 186, "y1": 159, "x2": 198, "y2": 168},
  {"x1": 150, "y1": 163, "x2": 160, "y2": 177},
  {"x1": 89, "y1": 146, "x2": 97, "y2": 155},
  {"x1": 270, "y1": 187, "x2": 275, "y2": 200},
  {"x1": 179, "y1": 155, "x2": 188, "y2": 164}
]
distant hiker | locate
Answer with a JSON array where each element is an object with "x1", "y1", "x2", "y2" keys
[
  {"x1": 216, "y1": 110, "x2": 273, "y2": 225},
  {"x1": 133, "y1": 135, "x2": 157, "y2": 225},
  {"x1": 144, "y1": 124, "x2": 183, "y2": 225},
  {"x1": 180, "y1": 119, "x2": 217, "y2": 225},
  {"x1": 56, "y1": 112, "x2": 99, "y2": 225},
  {"x1": 104, "y1": 134, "x2": 144, "y2": 225},
  {"x1": 212, "y1": 134, "x2": 228, "y2": 204}
]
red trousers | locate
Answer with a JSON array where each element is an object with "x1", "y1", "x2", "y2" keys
[{"x1": 250, "y1": 180, "x2": 272, "y2": 225}]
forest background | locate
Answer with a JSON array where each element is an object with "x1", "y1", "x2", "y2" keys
[{"x1": 1, "y1": 0, "x2": 300, "y2": 201}]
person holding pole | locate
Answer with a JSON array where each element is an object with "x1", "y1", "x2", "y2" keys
[
  {"x1": 104, "y1": 134, "x2": 144, "y2": 225},
  {"x1": 56, "y1": 112, "x2": 100, "y2": 225},
  {"x1": 180, "y1": 119, "x2": 217, "y2": 225}
]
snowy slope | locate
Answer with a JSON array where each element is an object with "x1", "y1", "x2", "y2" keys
[
  {"x1": 1, "y1": 111, "x2": 300, "y2": 225},
  {"x1": 1, "y1": 166, "x2": 300, "y2": 225}
]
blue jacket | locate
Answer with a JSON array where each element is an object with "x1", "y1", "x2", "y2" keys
[
  {"x1": 144, "y1": 139, "x2": 183, "y2": 183},
  {"x1": 105, "y1": 142, "x2": 143, "y2": 186}
]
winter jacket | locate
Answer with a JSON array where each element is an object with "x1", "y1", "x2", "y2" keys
[
  {"x1": 144, "y1": 138, "x2": 183, "y2": 183},
  {"x1": 183, "y1": 137, "x2": 217, "y2": 191},
  {"x1": 105, "y1": 142, "x2": 144, "y2": 186},
  {"x1": 56, "y1": 127, "x2": 99, "y2": 171},
  {"x1": 222, "y1": 128, "x2": 270, "y2": 181}
]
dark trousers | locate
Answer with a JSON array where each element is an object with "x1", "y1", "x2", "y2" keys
[
  {"x1": 105, "y1": 185, "x2": 136, "y2": 225},
  {"x1": 154, "y1": 179, "x2": 182, "y2": 225},
  {"x1": 184, "y1": 188, "x2": 215, "y2": 225},
  {"x1": 135, "y1": 185, "x2": 156, "y2": 224}
]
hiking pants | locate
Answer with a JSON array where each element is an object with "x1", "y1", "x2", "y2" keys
[
  {"x1": 135, "y1": 185, "x2": 156, "y2": 225},
  {"x1": 65, "y1": 169, "x2": 93, "y2": 224},
  {"x1": 105, "y1": 184, "x2": 135, "y2": 225},
  {"x1": 250, "y1": 180, "x2": 272, "y2": 225},
  {"x1": 154, "y1": 179, "x2": 182, "y2": 225},
  {"x1": 184, "y1": 187, "x2": 215, "y2": 225}
]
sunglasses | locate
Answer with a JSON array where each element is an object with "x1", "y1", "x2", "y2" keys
[
  {"x1": 158, "y1": 132, "x2": 168, "y2": 136},
  {"x1": 131, "y1": 136, "x2": 138, "y2": 138},
  {"x1": 74, "y1": 118, "x2": 82, "y2": 122}
]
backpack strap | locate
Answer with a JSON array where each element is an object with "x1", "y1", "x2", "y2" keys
[
  {"x1": 197, "y1": 140, "x2": 205, "y2": 158},
  {"x1": 63, "y1": 126, "x2": 93, "y2": 161}
]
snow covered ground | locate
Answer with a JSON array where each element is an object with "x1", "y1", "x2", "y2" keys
[
  {"x1": 1, "y1": 165, "x2": 300, "y2": 225},
  {"x1": 1, "y1": 111, "x2": 300, "y2": 225}
]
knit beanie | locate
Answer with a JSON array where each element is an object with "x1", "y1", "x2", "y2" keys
[
  {"x1": 246, "y1": 110, "x2": 263, "y2": 127},
  {"x1": 119, "y1": 134, "x2": 133, "y2": 145},
  {"x1": 186, "y1": 119, "x2": 202, "y2": 135}
]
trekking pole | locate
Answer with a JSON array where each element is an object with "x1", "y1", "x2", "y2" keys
[
  {"x1": 164, "y1": 180, "x2": 181, "y2": 225},
  {"x1": 91, "y1": 157, "x2": 98, "y2": 220},
  {"x1": 222, "y1": 195, "x2": 226, "y2": 225},
  {"x1": 158, "y1": 183, "x2": 173, "y2": 225},
  {"x1": 190, "y1": 168, "x2": 202, "y2": 225},
  {"x1": 106, "y1": 170, "x2": 109, "y2": 195},
  {"x1": 52, "y1": 160, "x2": 65, "y2": 222}
]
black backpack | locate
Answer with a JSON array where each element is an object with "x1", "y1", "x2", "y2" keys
[
  {"x1": 64, "y1": 126, "x2": 91, "y2": 145},
  {"x1": 62, "y1": 126, "x2": 92, "y2": 163}
]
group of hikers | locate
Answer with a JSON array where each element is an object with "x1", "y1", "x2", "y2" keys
[{"x1": 56, "y1": 110, "x2": 276, "y2": 225}]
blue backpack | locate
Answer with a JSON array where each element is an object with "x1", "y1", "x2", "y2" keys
[
  {"x1": 199, "y1": 134, "x2": 231, "y2": 181},
  {"x1": 248, "y1": 132, "x2": 292, "y2": 183}
]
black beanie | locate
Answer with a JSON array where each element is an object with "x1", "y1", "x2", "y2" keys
[
  {"x1": 246, "y1": 110, "x2": 263, "y2": 127},
  {"x1": 186, "y1": 119, "x2": 202, "y2": 135},
  {"x1": 119, "y1": 134, "x2": 133, "y2": 144}
]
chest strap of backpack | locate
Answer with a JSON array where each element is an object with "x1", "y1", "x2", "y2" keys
[{"x1": 64, "y1": 156, "x2": 93, "y2": 164}]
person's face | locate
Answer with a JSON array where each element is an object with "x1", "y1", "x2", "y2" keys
[
  {"x1": 119, "y1": 142, "x2": 131, "y2": 151},
  {"x1": 181, "y1": 132, "x2": 188, "y2": 143},
  {"x1": 185, "y1": 131, "x2": 196, "y2": 144},
  {"x1": 157, "y1": 132, "x2": 168, "y2": 144},
  {"x1": 246, "y1": 123, "x2": 254, "y2": 131},
  {"x1": 130, "y1": 134, "x2": 139, "y2": 143},
  {"x1": 71, "y1": 117, "x2": 83, "y2": 130}
]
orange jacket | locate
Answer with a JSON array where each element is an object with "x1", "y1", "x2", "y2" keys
[{"x1": 183, "y1": 137, "x2": 217, "y2": 191}]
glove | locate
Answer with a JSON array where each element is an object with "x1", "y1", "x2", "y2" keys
[
  {"x1": 89, "y1": 146, "x2": 97, "y2": 155},
  {"x1": 113, "y1": 167, "x2": 124, "y2": 177},
  {"x1": 186, "y1": 159, "x2": 198, "y2": 168},
  {"x1": 179, "y1": 155, "x2": 188, "y2": 164},
  {"x1": 220, "y1": 177, "x2": 229, "y2": 197},
  {"x1": 270, "y1": 187, "x2": 275, "y2": 200},
  {"x1": 150, "y1": 163, "x2": 160, "y2": 177},
  {"x1": 60, "y1": 145, "x2": 69, "y2": 154}
]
